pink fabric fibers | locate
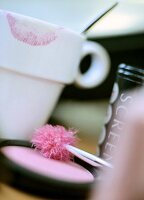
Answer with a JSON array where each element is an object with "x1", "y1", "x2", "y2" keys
[{"x1": 31, "y1": 124, "x2": 78, "y2": 161}]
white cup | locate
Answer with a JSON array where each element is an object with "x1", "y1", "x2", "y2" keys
[{"x1": 0, "y1": 10, "x2": 110, "y2": 140}]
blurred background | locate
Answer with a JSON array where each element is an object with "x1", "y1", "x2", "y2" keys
[
  {"x1": 52, "y1": 0, "x2": 144, "y2": 154},
  {"x1": 0, "y1": 0, "x2": 144, "y2": 154}
]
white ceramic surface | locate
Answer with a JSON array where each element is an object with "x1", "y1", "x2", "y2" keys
[{"x1": 0, "y1": 10, "x2": 110, "y2": 139}]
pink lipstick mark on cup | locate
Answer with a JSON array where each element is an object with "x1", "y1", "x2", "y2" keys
[{"x1": 6, "y1": 13, "x2": 57, "y2": 46}]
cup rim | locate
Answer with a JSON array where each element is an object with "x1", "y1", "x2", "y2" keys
[
  {"x1": 1, "y1": 9, "x2": 85, "y2": 37},
  {"x1": 0, "y1": 9, "x2": 84, "y2": 84}
]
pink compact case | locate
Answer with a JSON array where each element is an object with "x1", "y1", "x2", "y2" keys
[{"x1": 0, "y1": 140, "x2": 96, "y2": 200}]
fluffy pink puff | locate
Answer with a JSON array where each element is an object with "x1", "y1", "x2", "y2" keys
[{"x1": 31, "y1": 124, "x2": 78, "y2": 161}]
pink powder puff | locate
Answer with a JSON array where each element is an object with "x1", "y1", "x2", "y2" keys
[{"x1": 31, "y1": 124, "x2": 78, "y2": 161}]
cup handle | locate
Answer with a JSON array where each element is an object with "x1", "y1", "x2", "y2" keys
[{"x1": 75, "y1": 41, "x2": 110, "y2": 89}]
